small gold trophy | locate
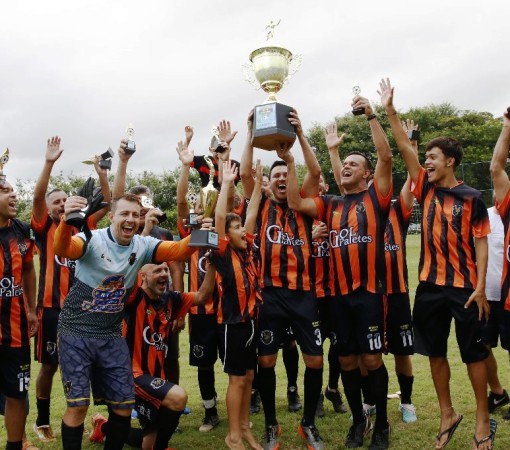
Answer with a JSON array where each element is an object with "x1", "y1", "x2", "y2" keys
[
  {"x1": 185, "y1": 184, "x2": 200, "y2": 228},
  {"x1": 125, "y1": 123, "x2": 136, "y2": 154},
  {"x1": 81, "y1": 147, "x2": 115, "y2": 170},
  {"x1": 188, "y1": 156, "x2": 219, "y2": 249},
  {"x1": 0, "y1": 148, "x2": 9, "y2": 186},
  {"x1": 352, "y1": 84, "x2": 365, "y2": 116},
  {"x1": 243, "y1": 20, "x2": 302, "y2": 151}
]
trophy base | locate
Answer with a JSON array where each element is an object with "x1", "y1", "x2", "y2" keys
[
  {"x1": 188, "y1": 229, "x2": 219, "y2": 249},
  {"x1": 252, "y1": 102, "x2": 296, "y2": 151}
]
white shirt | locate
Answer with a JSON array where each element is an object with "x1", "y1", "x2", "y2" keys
[{"x1": 486, "y1": 207, "x2": 504, "y2": 301}]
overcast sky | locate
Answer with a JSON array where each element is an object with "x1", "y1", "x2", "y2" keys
[{"x1": 1, "y1": 0, "x2": 508, "y2": 184}]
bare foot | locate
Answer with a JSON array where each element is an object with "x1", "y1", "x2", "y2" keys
[
  {"x1": 241, "y1": 427, "x2": 263, "y2": 450},
  {"x1": 225, "y1": 434, "x2": 247, "y2": 450}
]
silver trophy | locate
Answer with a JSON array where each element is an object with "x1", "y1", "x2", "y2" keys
[
  {"x1": 0, "y1": 148, "x2": 9, "y2": 186},
  {"x1": 352, "y1": 84, "x2": 364, "y2": 116}
]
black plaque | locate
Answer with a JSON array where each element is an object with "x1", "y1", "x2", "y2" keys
[{"x1": 252, "y1": 102, "x2": 296, "y2": 151}]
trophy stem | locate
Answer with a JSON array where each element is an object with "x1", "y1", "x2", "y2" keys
[{"x1": 265, "y1": 93, "x2": 278, "y2": 103}]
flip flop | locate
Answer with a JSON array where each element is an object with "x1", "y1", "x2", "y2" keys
[
  {"x1": 473, "y1": 418, "x2": 497, "y2": 450},
  {"x1": 435, "y1": 414, "x2": 463, "y2": 449}
]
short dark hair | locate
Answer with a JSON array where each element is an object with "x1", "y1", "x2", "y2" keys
[
  {"x1": 129, "y1": 185, "x2": 153, "y2": 197},
  {"x1": 269, "y1": 160, "x2": 287, "y2": 177},
  {"x1": 425, "y1": 137, "x2": 463, "y2": 168},
  {"x1": 45, "y1": 188, "x2": 66, "y2": 200},
  {"x1": 344, "y1": 151, "x2": 373, "y2": 173},
  {"x1": 111, "y1": 194, "x2": 141, "y2": 213},
  {"x1": 225, "y1": 213, "x2": 242, "y2": 232}
]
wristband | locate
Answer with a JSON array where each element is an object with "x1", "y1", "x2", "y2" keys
[
  {"x1": 386, "y1": 111, "x2": 397, "y2": 117},
  {"x1": 367, "y1": 114, "x2": 377, "y2": 121}
]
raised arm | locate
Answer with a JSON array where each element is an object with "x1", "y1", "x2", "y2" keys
[
  {"x1": 176, "y1": 140, "x2": 194, "y2": 222},
  {"x1": 216, "y1": 161, "x2": 238, "y2": 238},
  {"x1": 112, "y1": 139, "x2": 133, "y2": 200},
  {"x1": 400, "y1": 119, "x2": 420, "y2": 209},
  {"x1": 278, "y1": 144, "x2": 319, "y2": 218},
  {"x1": 245, "y1": 159, "x2": 263, "y2": 234},
  {"x1": 324, "y1": 122, "x2": 346, "y2": 192},
  {"x1": 240, "y1": 110, "x2": 255, "y2": 198},
  {"x1": 33, "y1": 136, "x2": 64, "y2": 222},
  {"x1": 193, "y1": 259, "x2": 217, "y2": 305},
  {"x1": 378, "y1": 78, "x2": 421, "y2": 183},
  {"x1": 89, "y1": 155, "x2": 111, "y2": 225},
  {"x1": 353, "y1": 95, "x2": 393, "y2": 197},
  {"x1": 490, "y1": 109, "x2": 510, "y2": 204},
  {"x1": 289, "y1": 110, "x2": 320, "y2": 197}
]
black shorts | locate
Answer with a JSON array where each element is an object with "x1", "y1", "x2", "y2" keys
[
  {"x1": 258, "y1": 287, "x2": 322, "y2": 357},
  {"x1": 134, "y1": 374, "x2": 174, "y2": 434},
  {"x1": 165, "y1": 331, "x2": 180, "y2": 362},
  {"x1": 218, "y1": 320, "x2": 257, "y2": 376},
  {"x1": 35, "y1": 307, "x2": 60, "y2": 365},
  {"x1": 317, "y1": 296, "x2": 334, "y2": 341},
  {"x1": 482, "y1": 300, "x2": 509, "y2": 350},
  {"x1": 413, "y1": 282, "x2": 489, "y2": 364},
  {"x1": 331, "y1": 288, "x2": 385, "y2": 357},
  {"x1": 58, "y1": 334, "x2": 134, "y2": 409},
  {"x1": 188, "y1": 314, "x2": 219, "y2": 367},
  {"x1": 385, "y1": 293, "x2": 414, "y2": 356},
  {"x1": 0, "y1": 346, "x2": 31, "y2": 399}
]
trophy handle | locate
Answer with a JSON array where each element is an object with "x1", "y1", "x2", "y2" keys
[
  {"x1": 242, "y1": 63, "x2": 260, "y2": 90},
  {"x1": 285, "y1": 54, "x2": 302, "y2": 84}
]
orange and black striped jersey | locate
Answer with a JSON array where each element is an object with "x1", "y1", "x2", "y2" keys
[
  {"x1": 178, "y1": 221, "x2": 217, "y2": 315},
  {"x1": 312, "y1": 220, "x2": 332, "y2": 299},
  {"x1": 234, "y1": 194, "x2": 249, "y2": 224},
  {"x1": 385, "y1": 195, "x2": 413, "y2": 294},
  {"x1": 210, "y1": 234, "x2": 257, "y2": 324},
  {"x1": 0, "y1": 219, "x2": 35, "y2": 347},
  {"x1": 31, "y1": 213, "x2": 78, "y2": 309},
  {"x1": 413, "y1": 167, "x2": 490, "y2": 289},
  {"x1": 125, "y1": 286, "x2": 194, "y2": 378},
  {"x1": 314, "y1": 181, "x2": 392, "y2": 295},
  {"x1": 256, "y1": 196, "x2": 315, "y2": 291},
  {"x1": 495, "y1": 191, "x2": 510, "y2": 310}
]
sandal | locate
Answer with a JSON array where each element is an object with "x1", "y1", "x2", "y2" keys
[
  {"x1": 435, "y1": 414, "x2": 463, "y2": 449},
  {"x1": 473, "y1": 418, "x2": 497, "y2": 450}
]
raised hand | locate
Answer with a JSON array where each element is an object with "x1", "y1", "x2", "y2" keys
[
  {"x1": 222, "y1": 160, "x2": 238, "y2": 184},
  {"x1": 276, "y1": 141, "x2": 294, "y2": 163},
  {"x1": 118, "y1": 139, "x2": 133, "y2": 162},
  {"x1": 288, "y1": 110, "x2": 303, "y2": 135},
  {"x1": 352, "y1": 96, "x2": 373, "y2": 117},
  {"x1": 401, "y1": 119, "x2": 419, "y2": 153},
  {"x1": 185, "y1": 125, "x2": 194, "y2": 145},
  {"x1": 253, "y1": 159, "x2": 263, "y2": 184},
  {"x1": 377, "y1": 78, "x2": 394, "y2": 110},
  {"x1": 46, "y1": 136, "x2": 64, "y2": 163},
  {"x1": 218, "y1": 120, "x2": 238, "y2": 144},
  {"x1": 176, "y1": 140, "x2": 194, "y2": 166},
  {"x1": 247, "y1": 109, "x2": 254, "y2": 133},
  {"x1": 324, "y1": 123, "x2": 346, "y2": 150}
]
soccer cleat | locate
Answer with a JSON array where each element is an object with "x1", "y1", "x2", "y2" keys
[
  {"x1": 399, "y1": 403, "x2": 417, "y2": 423},
  {"x1": 368, "y1": 424, "x2": 391, "y2": 450},
  {"x1": 250, "y1": 389, "x2": 261, "y2": 414},
  {"x1": 324, "y1": 387, "x2": 347, "y2": 413},
  {"x1": 263, "y1": 424, "x2": 281, "y2": 450},
  {"x1": 198, "y1": 414, "x2": 220, "y2": 432},
  {"x1": 488, "y1": 389, "x2": 510, "y2": 413},
  {"x1": 89, "y1": 413, "x2": 107, "y2": 443},
  {"x1": 345, "y1": 416, "x2": 372, "y2": 448},
  {"x1": 363, "y1": 403, "x2": 376, "y2": 417},
  {"x1": 315, "y1": 393, "x2": 325, "y2": 418},
  {"x1": 287, "y1": 386, "x2": 302, "y2": 412},
  {"x1": 298, "y1": 423, "x2": 325, "y2": 450},
  {"x1": 33, "y1": 424, "x2": 56, "y2": 442}
]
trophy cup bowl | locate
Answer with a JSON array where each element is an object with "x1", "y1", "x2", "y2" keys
[{"x1": 249, "y1": 46, "x2": 292, "y2": 103}]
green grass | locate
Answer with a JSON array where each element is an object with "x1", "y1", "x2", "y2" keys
[{"x1": 2, "y1": 234, "x2": 510, "y2": 449}]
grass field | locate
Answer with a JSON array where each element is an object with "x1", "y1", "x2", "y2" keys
[{"x1": 2, "y1": 234, "x2": 510, "y2": 449}]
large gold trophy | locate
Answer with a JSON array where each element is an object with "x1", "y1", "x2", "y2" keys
[
  {"x1": 188, "y1": 156, "x2": 219, "y2": 249},
  {"x1": 243, "y1": 20, "x2": 301, "y2": 151}
]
